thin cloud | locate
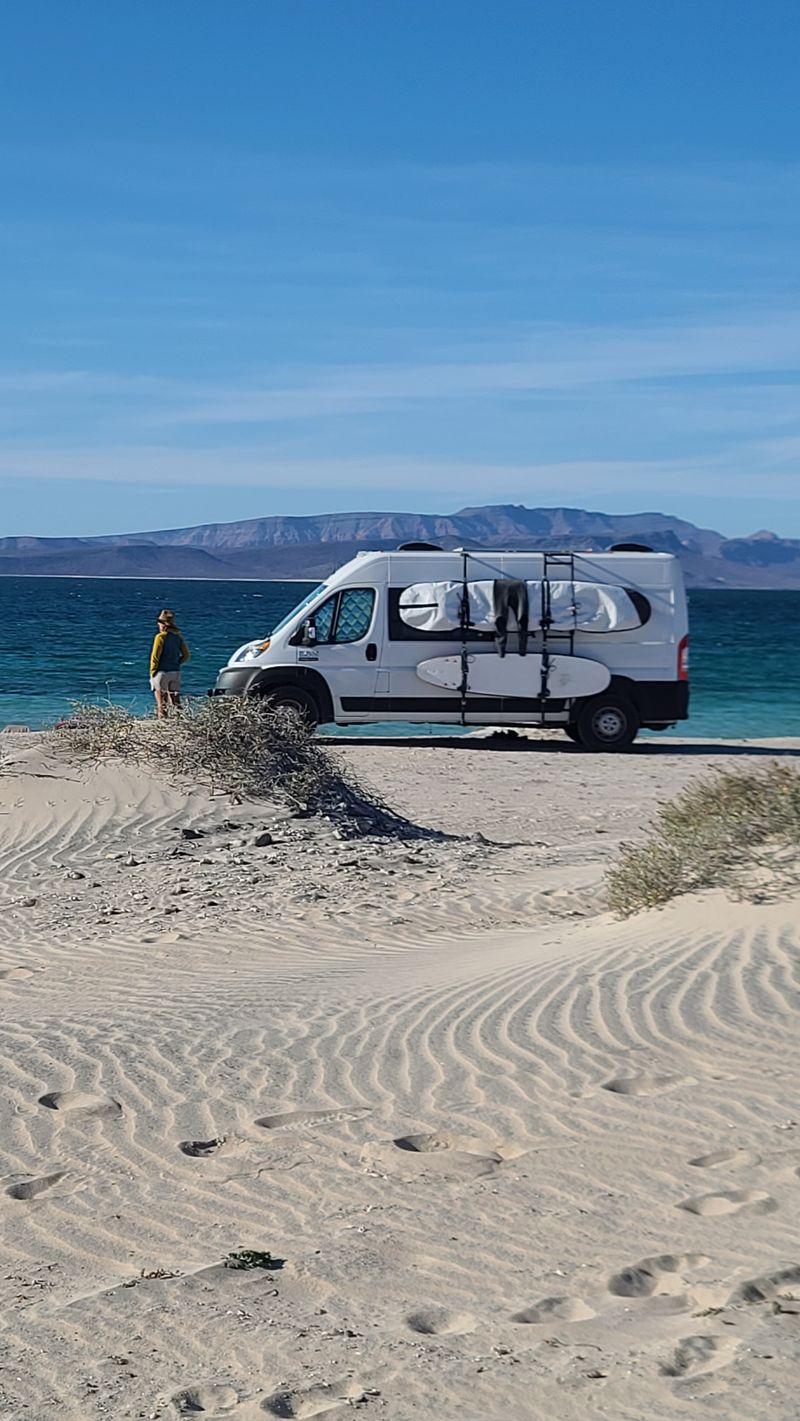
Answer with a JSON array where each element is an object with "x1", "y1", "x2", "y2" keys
[
  {"x1": 141, "y1": 311, "x2": 800, "y2": 427},
  {"x1": 0, "y1": 446, "x2": 796, "y2": 502}
]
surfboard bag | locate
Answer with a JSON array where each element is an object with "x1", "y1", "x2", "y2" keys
[{"x1": 398, "y1": 579, "x2": 645, "y2": 635}]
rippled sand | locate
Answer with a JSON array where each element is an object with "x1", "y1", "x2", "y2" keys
[{"x1": 1, "y1": 732, "x2": 799, "y2": 1420}]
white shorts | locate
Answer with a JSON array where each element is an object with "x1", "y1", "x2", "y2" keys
[{"x1": 151, "y1": 671, "x2": 181, "y2": 693}]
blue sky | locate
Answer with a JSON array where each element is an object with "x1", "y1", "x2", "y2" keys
[{"x1": 2, "y1": 0, "x2": 800, "y2": 537}]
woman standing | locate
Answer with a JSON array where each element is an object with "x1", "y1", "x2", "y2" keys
[{"x1": 150, "y1": 609, "x2": 190, "y2": 718}]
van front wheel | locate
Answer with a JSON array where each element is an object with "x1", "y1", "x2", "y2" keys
[
  {"x1": 258, "y1": 684, "x2": 320, "y2": 729},
  {"x1": 574, "y1": 694, "x2": 639, "y2": 752}
]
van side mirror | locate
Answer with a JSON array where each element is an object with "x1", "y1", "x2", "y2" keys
[{"x1": 300, "y1": 618, "x2": 317, "y2": 647}]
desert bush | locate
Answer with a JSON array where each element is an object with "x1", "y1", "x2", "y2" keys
[
  {"x1": 47, "y1": 697, "x2": 445, "y2": 839},
  {"x1": 49, "y1": 696, "x2": 337, "y2": 807},
  {"x1": 607, "y1": 763, "x2": 800, "y2": 916}
]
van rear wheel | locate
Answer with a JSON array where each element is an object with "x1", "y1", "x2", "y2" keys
[
  {"x1": 574, "y1": 694, "x2": 639, "y2": 752},
  {"x1": 258, "y1": 684, "x2": 320, "y2": 729}
]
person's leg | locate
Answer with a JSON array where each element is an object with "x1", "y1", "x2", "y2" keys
[
  {"x1": 154, "y1": 688, "x2": 167, "y2": 718},
  {"x1": 168, "y1": 673, "x2": 181, "y2": 711}
]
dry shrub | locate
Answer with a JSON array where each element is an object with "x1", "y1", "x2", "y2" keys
[
  {"x1": 49, "y1": 696, "x2": 336, "y2": 806},
  {"x1": 47, "y1": 697, "x2": 445, "y2": 840},
  {"x1": 607, "y1": 763, "x2": 800, "y2": 916}
]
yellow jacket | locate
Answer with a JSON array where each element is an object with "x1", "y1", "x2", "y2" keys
[{"x1": 150, "y1": 628, "x2": 191, "y2": 678}]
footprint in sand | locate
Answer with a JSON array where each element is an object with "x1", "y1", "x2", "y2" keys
[
  {"x1": 607, "y1": 1253, "x2": 708, "y2": 1299},
  {"x1": 688, "y1": 1148, "x2": 758, "y2": 1169},
  {"x1": 179, "y1": 1138, "x2": 230, "y2": 1158},
  {"x1": 254, "y1": 1108, "x2": 371, "y2": 1132},
  {"x1": 405, "y1": 1306, "x2": 475, "y2": 1336},
  {"x1": 392, "y1": 1131, "x2": 504, "y2": 1176},
  {"x1": 0, "y1": 967, "x2": 34, "y2": 981},
  {"x1": 511, "y1": 1296, "x2": 595, "y2": 1324},
  {"x1": 661, "y1": 1334, "x2": 736, "y2": 1379},
  {"x1": 5, "y1": 1170, "x2": 66, "y2": 1201},
  {"x1": 728, "y1": 1263, "x2": 800, "y2": 1304},
  {"x1": 678, "y1": 1189, "x2": 773, "y2": 1217},
  {"x1": 262, "y1": 1379, "x2": 365, "y2": 1417},
  {"x1": 601, "y1": 1072, "x2": 682, "y2": 1097},
  {"x1": 39, "y1": 1090, "x2": 121, "y2": 1117},
  {"x1": 173, "y1": 1383, "x2": 239, "y2": 1414}
]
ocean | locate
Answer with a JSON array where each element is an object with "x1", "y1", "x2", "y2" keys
[{"x1": 0, "y1": 576, "x2": 798, "y2": 739}]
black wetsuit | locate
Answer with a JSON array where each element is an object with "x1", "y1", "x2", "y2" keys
[{"x1": 493, "y1": 579, "x2": 529, "y2": 657}]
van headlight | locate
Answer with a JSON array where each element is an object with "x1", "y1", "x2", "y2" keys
[{"x1": 231, "y1": 638, "x2": 271, "y2": 665}]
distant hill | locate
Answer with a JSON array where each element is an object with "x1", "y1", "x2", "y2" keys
[{"x1": 2, "y1": 504, "x2": 800, "y2": 586}]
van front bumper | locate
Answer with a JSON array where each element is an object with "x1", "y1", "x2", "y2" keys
[{"x1": 209, "y1": 666, "x2": 261, "y2": 697}]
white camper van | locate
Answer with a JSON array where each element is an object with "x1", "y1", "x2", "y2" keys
[{"x1": 212, "y1": 545, "x2": 689, "y2": 750}]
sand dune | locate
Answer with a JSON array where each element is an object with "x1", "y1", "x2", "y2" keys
[{"x1": 1, "y1": 733, "x2": 799, "y2": 1419}]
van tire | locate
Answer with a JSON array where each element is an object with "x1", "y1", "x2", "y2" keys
[
  {"x1": 258, "y1": 684, "x2": 320, "y2": 728},
  {"x1": 574, "y1": 694, "x2": 639, "y2": 752}
]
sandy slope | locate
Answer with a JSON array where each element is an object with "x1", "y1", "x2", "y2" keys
[{"x1": 1, "y1": 733, "x2": 799, "y2": 1420}]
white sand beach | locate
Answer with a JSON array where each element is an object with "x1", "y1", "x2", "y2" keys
[{"x1": 1, "y1": 732, "x2": 799, "y2": 1420}]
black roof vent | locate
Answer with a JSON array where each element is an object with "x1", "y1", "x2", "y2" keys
[
  {"x1": 397, "y1": 541, "x2": 443, "y2": 551},
  {"x1": 608, "y1": 542, "x2": 653, "y2": 553}
]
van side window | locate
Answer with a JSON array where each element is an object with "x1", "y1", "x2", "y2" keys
[
  {"x1": 386, "y1": 586, "x2": 651, "y2": 639},
  {"x1": 314, "y1": 596, "x2": 337, "y2": 643},
  {"x1": 334, "y1": 588, "x2": 375, "y2": 642},
  {"x1": 386, "y1": 587, "x2": 493, "y2": 643},
  {"x1": 312, "y1": 588, "x2": 375, "y2": 644}
]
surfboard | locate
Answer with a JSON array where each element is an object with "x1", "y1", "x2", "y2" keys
[
  {"x1": 416, "y1": 653, "x2": 611, "y2": 699},
  {"x1": 398, "y1": 579, "x2": 647, "y2": 634}
]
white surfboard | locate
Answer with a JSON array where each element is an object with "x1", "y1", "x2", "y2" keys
[
  {"x1": 399, "y1": 579, "x2": 646, "y2": 634},
  {"x1": 416, "y1": 653, "x2": 611, "y2": 699}
]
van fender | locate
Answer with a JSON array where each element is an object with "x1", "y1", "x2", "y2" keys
[{"x1": 246, "y1": 667, "x2": 334, "y2": 724}]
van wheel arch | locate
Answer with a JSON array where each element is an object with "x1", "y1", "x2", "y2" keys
[{"x1": 248, "y1": 668, "x2": 333, "y2": 726}]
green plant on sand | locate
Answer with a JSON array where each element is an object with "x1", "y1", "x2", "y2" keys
[{"x1": 607, "y1": 763, "x2": 800, "y2": 917}]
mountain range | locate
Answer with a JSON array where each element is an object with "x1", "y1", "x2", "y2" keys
[{"x1": 2, "y1": 505, "x2": 800, "y2": 587}]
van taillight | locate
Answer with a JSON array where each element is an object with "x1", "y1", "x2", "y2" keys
[{"x1": 678, "y1": 635, "x2": 689, "y2": 681}]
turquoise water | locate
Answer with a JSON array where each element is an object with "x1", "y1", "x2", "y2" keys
[{"x1": 1, "y1": 577, "x2": 798, "y2": 739}]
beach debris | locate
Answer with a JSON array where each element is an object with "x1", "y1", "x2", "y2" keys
[
  {"x1": 223, "y1": 1249, "x2": 285, "y2": 1271},
  {"x1": 253, "y1": 830, "x2": 274, "y2": 847},
  {"x1": 64, "y1": 870, "x2": 85, "y2": 880},
  {"x1": 179, "y1": 1137, "x2": 227, "y2": 1157},
  {"x1": 180, "y1": 827, "x2": 205, "y2": 840}
]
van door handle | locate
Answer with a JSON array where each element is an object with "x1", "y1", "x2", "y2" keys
[{"x1": 365, "y1": 643, "x2": 378, "y2": 662}]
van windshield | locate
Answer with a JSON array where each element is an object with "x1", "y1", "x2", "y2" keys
[{"x1": 269, "y1": 584, "x2": 327, "y2": 637}]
